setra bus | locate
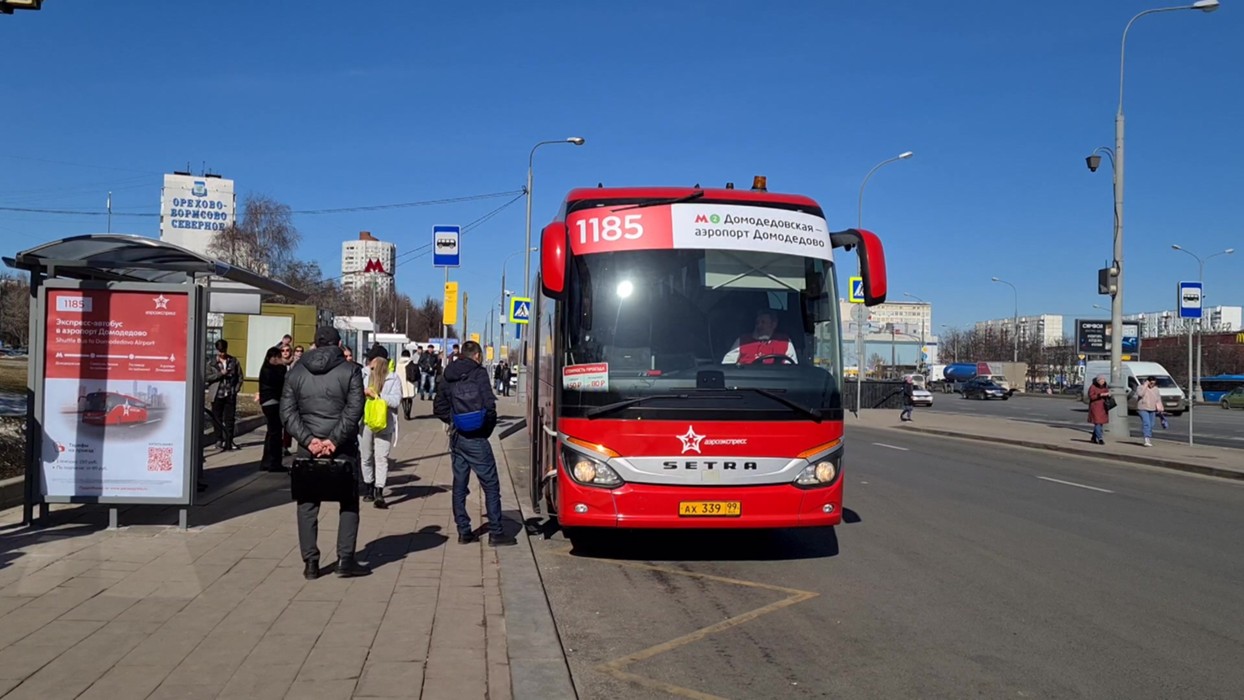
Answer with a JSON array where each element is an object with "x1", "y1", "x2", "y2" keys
[{"x1": 525, "y1": 177, "x2": 887, "y2": 535}]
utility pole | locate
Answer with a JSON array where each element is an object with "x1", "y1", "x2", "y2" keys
[{"x1": 462, "y1": 292, "x2": 468, "y2": 348}]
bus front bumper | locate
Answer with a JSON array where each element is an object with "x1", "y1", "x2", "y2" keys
[{"x1": 556, "y1": 478, "x2": 843, "y2": 529}]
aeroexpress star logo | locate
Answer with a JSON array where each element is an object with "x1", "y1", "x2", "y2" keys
[
  {"x1": 677, "y1": 426, "x2": 705, "y2": 454},
  {"x1": 153, "y1": 295, "x2": 169, "y2": 309}
]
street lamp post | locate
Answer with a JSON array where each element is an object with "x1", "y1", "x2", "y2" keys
[
  {"x1": 903, "y1": 292, "x2": 928, "y2": 371},
  {"x1": 1171, "y1": 244, "x2": 1234, "y2": 403},
  {"x1": 1090, "y1": 0, "x2": 1220, "y2": 435},
  {"x1": 854, "y1": 150, "x2": 914, "y2": 414},
  {"x1": 991, "y1": 277, "x2": 1019, "y2": 362},
  {"x1": 522, "y1": 138, "x2": 585, "y2": 334},
  {"x1": 521, "y1": 137, "x2": 584, "y2": 396}
]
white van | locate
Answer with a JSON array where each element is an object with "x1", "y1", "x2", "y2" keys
[{"x1": 1082, "y1": 361, "x2": 1186, "y2": 415}]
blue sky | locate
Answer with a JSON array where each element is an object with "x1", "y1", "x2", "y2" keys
[{"x1": 2, "y1": 1, "x2": 1240, "y2": 340}]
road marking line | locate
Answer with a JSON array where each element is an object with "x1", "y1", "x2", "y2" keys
[
  {"x1": 554, "y1": 548, "x2": 818, "y2": 699},
  {"x1": 872, "y1": 442, "x2": 909, "y2": 451},
  {"x1": 1036, "y1": 476, "x2": 1114, "y2": 493}
]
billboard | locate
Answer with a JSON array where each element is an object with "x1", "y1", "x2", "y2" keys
[
  {"x1": 41, "y1": 288, "x2": 191, "y2": 501},
  {"x1": 159, "y1": 173, "x2": 236, "y2": 257},
  {"x1": 1076, "y1": 319, "x2": 1140, "y2": 356}
]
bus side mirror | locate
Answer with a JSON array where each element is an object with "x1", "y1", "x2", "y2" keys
[
  {"x1": 830, "y1": 228, "x2": 888, "y2": 306},
  {"x1": 541, "y1": 222, "x2": 568, "y2": 299}
]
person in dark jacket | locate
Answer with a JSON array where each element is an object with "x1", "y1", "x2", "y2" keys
[
  {"x1": 206, "y1": 339, "x2": 242, "y2": 450},
  {"x1": 900, "y1": 376, "x2": 915, "y2": 422},
  {"x1": 257, "y1": 346, "x2": 288, "y2": 472},
  {"x1": 501, "y1": 361, "x2": 513, "y2": 397},
  {"x1": 281, "y1": 326, "x2": 370, "y2": 580},
  {"x1": 433, "y1": 341, "x2": 516, "y2": 547},
  {"x1": 418, "y1": 348, "x2": 438, "y2": 400}
]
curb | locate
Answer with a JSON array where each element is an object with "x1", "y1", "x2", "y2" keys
[
  {"x1": 491, "y1": 426, "x2": 578, "y2": 700},
  {"x1": 888, "y1": 424, "x2": 1244, "y2": 481}
]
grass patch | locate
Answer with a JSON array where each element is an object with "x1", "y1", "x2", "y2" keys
[
  {"x1": 0, "y1": 416, "x2": 23, "y2": 480},
  {"x1": 0, "y1": 359, "x2": 27, "y2": 394}
]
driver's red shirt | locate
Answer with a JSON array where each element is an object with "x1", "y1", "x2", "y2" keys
[{"x1": 723, "y1": 334, "x2": 797, "y2": 365}]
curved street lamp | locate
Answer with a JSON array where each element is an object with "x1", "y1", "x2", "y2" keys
[
  {"x1": 1089, "y1": 0, "x2": 1220, "y2": 435},
  {"x1": 852, "y1": 151, "x2": 914, "y2": 413},
  {"x1": 991, "y1": 277, "x2": 1019, "y2": 362}
]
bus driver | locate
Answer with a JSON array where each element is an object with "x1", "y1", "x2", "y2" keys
[{"x1": 722, "y1": 310, "x2": 798, "y2": 365}]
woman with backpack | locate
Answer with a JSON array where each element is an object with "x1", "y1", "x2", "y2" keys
[{"x1": 360, "y1": 345, "x2": 402, "y2": 509}]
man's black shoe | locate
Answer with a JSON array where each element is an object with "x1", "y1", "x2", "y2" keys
[
  {"x1": 373, "y1": 494, "x2": 387, "y2": 509},
  {"x1": 303, "y1": 559, "x2": 319, "y2": 580},
  {"x1": 489, "y1": 534, "x2": 518, "y2": 547},
  {"x1": 362, "y1": 484, "x2": 374, "y2": 502},
  {"x1": 336, "y1": 559, "x2": 371, "y2": 578},
  {"x1": 458, "y1": 532, "x2": 478, "y2": 545}
]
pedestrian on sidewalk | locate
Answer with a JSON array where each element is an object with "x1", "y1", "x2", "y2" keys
[
  {"x1": 434, "y1": 340, "x2": 517, "y2": 547},
  {"x1": 418, "y1": 348, "x2": 438, "y2": 400},
  {"x1": 281, "y1": 326, "x2": 370, "y2": 580},
  {"x1": 900, "y1": 376, "x2": 915, "y2": 422},
  {"x1": 501, "y1": 361, "x2": 513, "y2": 397},
  {"x1": 360, "y1": 345, "x2": 401, "y2": 509},
  {"x1": 397, "y1": 349, "x2": 418, "y2": 420},
  {"x1": 1134, "y1": 376, "x2": 1166, "y2": 447},
  {"x1": 257, "y1": 346, "x2": 288, "y2": 472},
  {"x1": 1087, "y1": 375, "x2": 1111, "y2": 445},
  {"x1": 206, "y1": 339, "x2": 241, "y2": 451}
]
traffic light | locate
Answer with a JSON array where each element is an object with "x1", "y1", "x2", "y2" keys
[{"x1": 1098, "y1": 266, "x2": 1118, "y2": 297}]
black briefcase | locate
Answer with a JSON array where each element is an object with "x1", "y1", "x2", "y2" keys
[{"x1": 290, "y1": 456, "x2": 358, "y2": 503}]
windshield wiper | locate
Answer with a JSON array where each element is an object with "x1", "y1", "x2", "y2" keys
[
  {"x1": 611, "y1": 190, "x2": 705, "y2": 212},
  {"x1": 728, "y1": 387, "x2": 823, "y2": 422},
  {"x1": 585, "y1": 393, "x2": 693, "y2": 419}
]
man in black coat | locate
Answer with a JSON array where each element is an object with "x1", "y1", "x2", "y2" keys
[
  {"x1": 433, "y1": 341, "x2": 515, "y2": 547},
  {"x1": 281, "y1": 326, "x2": 369, "y2": 579}
]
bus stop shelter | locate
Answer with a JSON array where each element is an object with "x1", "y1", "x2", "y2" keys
[{"x1": 4, "y1": 234, "x2": 306, "y2": 528}]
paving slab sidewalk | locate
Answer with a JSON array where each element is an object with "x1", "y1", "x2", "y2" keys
[
  {"x1": 853, "y1": 409, "x2": 1244, "y2": 480},
  {"x1": 0, "y1": 398, "x2": 551, "y2": 699}
]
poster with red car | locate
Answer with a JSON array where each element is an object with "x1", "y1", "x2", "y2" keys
[{"x1": 41, "y1": 289, "x2": 189, "y2": 500}]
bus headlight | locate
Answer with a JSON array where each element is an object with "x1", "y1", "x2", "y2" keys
[
  {"x1": 794, "y1": 455, "x2": 841, "y2": 488},
  {"x1": 563, "y1": 448, "x2": 623, "y2": 488}
]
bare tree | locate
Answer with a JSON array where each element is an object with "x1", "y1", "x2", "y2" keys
[
  {"x1": 0, "y1": 274, "x2": 30, "y2": 348},
  {"x1": 209, "y1": 194, "x2": 300, "y2": 277}
]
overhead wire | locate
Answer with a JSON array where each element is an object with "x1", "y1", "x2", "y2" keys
[{"x1": 0, "y1": 188, "x2": 525, "y2": 218}]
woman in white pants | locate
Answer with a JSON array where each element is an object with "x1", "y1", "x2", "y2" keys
[{"x1": 361, "y1": 346, "x2": 402, "y2": 509}]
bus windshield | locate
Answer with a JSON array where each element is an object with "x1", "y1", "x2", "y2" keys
[{"x1": 559, "y1": 247, "x2": 842, "y2": 420}]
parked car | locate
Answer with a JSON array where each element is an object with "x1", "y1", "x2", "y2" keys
[
  {"x1": 1221, "y1": 387, "x2": 1244, "y2": 410},
  {"x1": 911, "y1": 387, "x2": 934, "y2": 407},
  {"x1": 962, "y1": 378, "x2": 1008, "y2": 400}
]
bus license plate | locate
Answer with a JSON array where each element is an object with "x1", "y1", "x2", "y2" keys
[{"x1": 678, "y1": 501, "x2": 741, "y2": 517}]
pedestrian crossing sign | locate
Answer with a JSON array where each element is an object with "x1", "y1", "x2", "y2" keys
[
  {"x1": 509, "y1": 297, "x2": 531, "y2": 324},
  {"x1": 848, "y1": 276, "x2": 865, "y2": 304}
]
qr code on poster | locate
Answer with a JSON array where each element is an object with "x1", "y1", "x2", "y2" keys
[{"x1": 147, "y1": 446, "x2": 174, "y2": 472}]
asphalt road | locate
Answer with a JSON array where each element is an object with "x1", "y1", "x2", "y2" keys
[
  {"x1": 502, "y1": 426, "x2": 1244, "y2": 699},
  {"x1": 925, "y1": 392, "x2": 1244, "y2": 450}
]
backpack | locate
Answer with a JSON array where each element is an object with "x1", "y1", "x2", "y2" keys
[
  {"x1": 364, "y1": 396, "x2": 388, "y2": 432},
  {"x1": 405, "y1": 362, "x2": 419, "y2": 383},
  {"x1": 450, "y1": 368, "x2": 488, "y2": 432}
]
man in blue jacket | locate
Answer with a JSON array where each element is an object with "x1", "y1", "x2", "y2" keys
[{"x1": 433, "y1": 341, "x2": 516, "y2": 546}]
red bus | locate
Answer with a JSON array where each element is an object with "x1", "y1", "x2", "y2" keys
[
  {"x1": 82, "y1": 391, "x2": 151, "y2": 426},
  {"x1": 526, "y1": 178, "x2": 887, "y2": 536}
]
